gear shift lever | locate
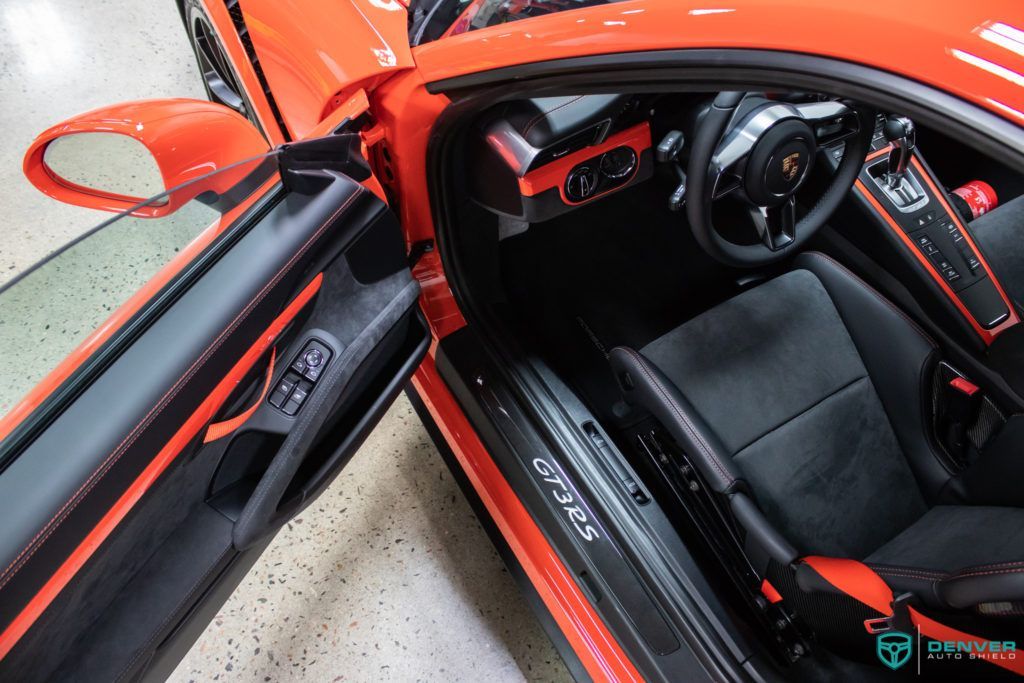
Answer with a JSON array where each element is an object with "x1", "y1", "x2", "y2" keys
[
  {"x1": 883, "y1": 116, "x2": 916, "y2": 188},
  {"x1": 871, "y1": 114, "x2": 926, "y2": 211}
]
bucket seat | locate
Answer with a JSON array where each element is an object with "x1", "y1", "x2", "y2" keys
[{"x1": 610, "y1": 252, "x2": 1024, "y2": 615}]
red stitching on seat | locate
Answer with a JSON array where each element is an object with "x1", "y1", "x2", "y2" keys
[
  {"x1": 871, "y1": 567, "x2": 947, "y2": 581},
  {"x1": 803, "y1": 252, "x2": 937, "y2": 348},
  {"x1": 619, "y1": 347, "x2": 734, "y2": 484},
  {"x1": 0, "y1": 189, "x2": 362, "y2": 594},
  {"x1": 958, "y1": 560, "x2": 1024, "y2": 573},
  {"x1": 954, "y1": 565, "x2": 1024, "y2": 579}
]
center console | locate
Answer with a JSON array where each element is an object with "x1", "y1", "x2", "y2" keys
[{"x1": 840, "y1": 115, "x2": 1019, "y2": 345}]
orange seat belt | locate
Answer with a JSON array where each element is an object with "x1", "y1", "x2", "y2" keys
[{"x1": 802, "y1": 556, "x2": 1024, "y2": 677}]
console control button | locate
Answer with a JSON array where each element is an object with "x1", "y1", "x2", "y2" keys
[
  {"x1": 943, "y1": 266, "x2": 961, "y2": 282},
  {"x1": 565, "y1": 165, "x2": 600, "y2": 202},
  {"x1": 599, "y1": 147, "x2": 637, "y2": 179},
  {"x1": 945, "y1": 222, "x2": 984, "y2": 272},
  {"x1": 917, "y1": 235, "x2": 940, "y2": 256},
  {"x1": 915, "y1": 211, "x2": 936, "y2": 227}
]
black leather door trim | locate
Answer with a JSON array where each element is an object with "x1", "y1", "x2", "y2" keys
[{"x1": 0, "y1": 174, "x2": 376, "y2": 647}]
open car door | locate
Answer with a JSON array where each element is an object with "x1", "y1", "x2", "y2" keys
[{"x1": 0, "y1": 100, "x2": 427, "y2": 682}]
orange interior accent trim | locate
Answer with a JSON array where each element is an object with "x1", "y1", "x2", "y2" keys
[
  {"x1": 854, "y1": 157, "x2": 1019, "y2": 345},
  {"x1": 204, "y1": 347, "x2": 277, "y2": 443},
  {"x1": 0, "y1": 274, "x2": 322, "y2": 661},
  {"x1": 0, "y1": 176, "x2": 278, "y2": 446},
  {"x1": 950, "y1": 376, "x2": 981, "y2": 396},
  {"x1": 517, "y1": 122, "x2": 651, "y2": 204},
  {"x1": 411, "y1": 356, "x2": 640, "y2": 682},
  {"x1": 760, "y1": 579, "x2": 783, "y2": 604},
  {"x1": 803, "y1": 556, "x2": 1024, "y2": 677}
]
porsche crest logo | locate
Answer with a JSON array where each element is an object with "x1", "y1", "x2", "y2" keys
[{"x1": 781, "y1": 152, "x2": 801, "y2": 181}]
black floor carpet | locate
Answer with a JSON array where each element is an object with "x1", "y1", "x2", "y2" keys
[{"x1": 499, "y1": 175, "x2": 744, "y2": 423}]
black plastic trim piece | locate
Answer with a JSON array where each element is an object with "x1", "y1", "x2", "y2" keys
[{"x1": 436, "y1": 327, "x2": 747, "y2": 683}]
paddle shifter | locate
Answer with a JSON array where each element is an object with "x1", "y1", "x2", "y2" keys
[{"x1": 872, "y1": 114, "x2": 927, "y2": 211}]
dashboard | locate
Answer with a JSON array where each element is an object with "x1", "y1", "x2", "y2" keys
[{"x1": 468, "y1": 95, "x2": 654, "y2": 222}]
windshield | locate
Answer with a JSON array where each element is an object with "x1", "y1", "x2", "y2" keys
[{"x1": 410, "y1": 0, "x2": 625, "y2": 45}]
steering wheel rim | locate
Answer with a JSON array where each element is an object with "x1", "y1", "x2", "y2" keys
[{"x1": 686, "y1": 92, "x2": 875, "y2": 267}]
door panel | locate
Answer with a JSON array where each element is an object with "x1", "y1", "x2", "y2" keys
[{"x1": 0, "y1": 169, "x2": 426, "y2": 681}]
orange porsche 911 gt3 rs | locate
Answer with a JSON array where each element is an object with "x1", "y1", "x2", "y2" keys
[{"x1": 3, "y1": 0, "x2": 1024, "y2": 680}]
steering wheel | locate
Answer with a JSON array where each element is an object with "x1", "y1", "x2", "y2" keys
[{"x1": 686, "y1": 92, "x2": 874, "y2": 267}]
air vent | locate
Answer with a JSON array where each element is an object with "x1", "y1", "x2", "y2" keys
[{"x1": 529, "y1": 125, "x2": 604, "y2": 171}]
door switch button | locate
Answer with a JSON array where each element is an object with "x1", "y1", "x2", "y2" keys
[
  {"x1": 270, "y1": 339, "x2": 334, "y2": 415},
  {"x1": 269, "y1": 387, "x2": 289, "y2": 409}
]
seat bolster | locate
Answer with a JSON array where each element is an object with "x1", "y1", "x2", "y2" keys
[
  {"x1": 867, "y1": 563, "x2": 947, "y2": 608},
  {"x1": 610, "y1": 346, "x2": 741, "y2": 493},
  {"x1": 795, "y1": 252, "x2": 949, "y2": 499},
  {"x1": 937, "y1": 562, "x2": 1024, "y2": 610}
]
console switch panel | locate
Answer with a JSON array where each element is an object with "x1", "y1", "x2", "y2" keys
[{"x1": 941, "y1": 218, "x2": 984, "y2": 274}]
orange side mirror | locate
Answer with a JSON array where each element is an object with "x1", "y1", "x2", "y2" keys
[{"x1": 23, "y1": 99, "x2": 270, "y2": 218}]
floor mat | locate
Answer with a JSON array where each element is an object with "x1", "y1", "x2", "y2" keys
[{"x1": 499, "y1": 175, "x2": 743, "y2": 423}]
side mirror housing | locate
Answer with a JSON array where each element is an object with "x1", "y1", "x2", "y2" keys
[{"x1": 23, "y1": 99, "x2": 270, "y2": 217}]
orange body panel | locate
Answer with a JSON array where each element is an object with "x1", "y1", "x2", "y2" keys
[
  {"x1": 23, "y1": 99, "x2": 269, "y2": 217},
  {"x1": 0, "y1": 274, "x2": 322, "y2": 660},
  {"x1": 238, "y1": 0, "x2": 413, "y2": 139},
  {"x1": 198, "y1": 0, "x2": 288, "y2": 146},
  {"x1": 414, "y1": 0, "x2": 1024, "y2": 121}
]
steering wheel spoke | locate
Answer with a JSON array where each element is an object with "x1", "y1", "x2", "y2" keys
[
  {"x1": 709, "y1": 131, "x2": 754, "y2": 199},
  {"x1": 793, "y1": 100, "x2": 860, "y2": 146},
  {"x1": 687, "y1": 92, "x2": 873, "y2": 267},
  {"x1": 749, "y1": 197, "x2": 796, "y2": 252},
  {"x1": 712, "y1": 173, "x2": 742, "y2": 199}
]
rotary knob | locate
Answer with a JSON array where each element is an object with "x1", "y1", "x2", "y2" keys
[{"x1": 565, "y1": 165, "x2": 600, "y2": 202}]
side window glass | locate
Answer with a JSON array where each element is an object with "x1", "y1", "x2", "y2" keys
[{"x1": 0, "y1": 128, "x2": 277, "y2": 440}]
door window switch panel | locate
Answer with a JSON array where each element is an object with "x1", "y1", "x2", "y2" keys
[{"x1": 269, "y1": 339, "x2": 333, "y2": 415}]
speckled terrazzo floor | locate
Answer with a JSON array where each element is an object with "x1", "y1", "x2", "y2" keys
[
  {"x1": 1, "y1": 1, "x2": 572, "y2": 680},
  {"x1": 167, "y1": 398, "x2": 570, "y2": 682}
]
